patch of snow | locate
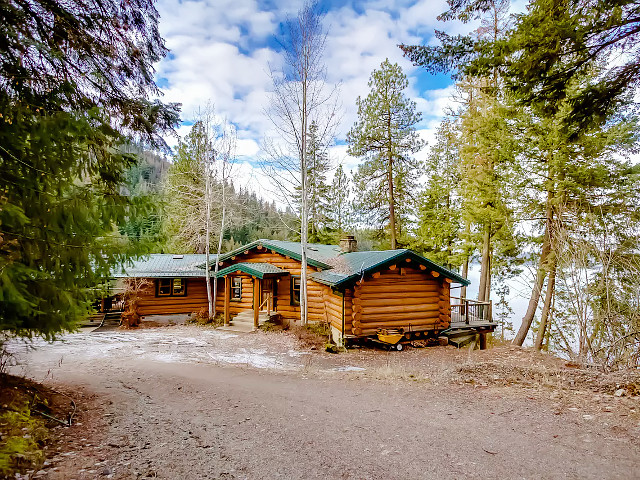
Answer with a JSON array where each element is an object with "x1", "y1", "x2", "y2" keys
[{"x1": 332, "y1": 366, "x2": 365, "y2": 372}]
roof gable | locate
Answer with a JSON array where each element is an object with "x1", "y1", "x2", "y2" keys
[
  {"x1": 215, "y1": 262, "x2": 287, "y2": 279},
  {"x1": 215, "y1": 239, "x2": 341, "y2": 269},
  {"x1": 310, "y1": 249, "x2": 469, "y2": 287}
]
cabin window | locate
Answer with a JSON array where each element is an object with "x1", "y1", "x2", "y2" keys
[
  {"x1": 231, "y1": 277, "x2": 242, "y2": 300},
  {"x1": 290, "y1": 276, "x2": 301, "y2": 305},
  {"x1": 156, "y1": 278, "x2": 187, "y2": 297},
  {"x1": 172, "y1": 278, "x2": 185, "y2": 296}
]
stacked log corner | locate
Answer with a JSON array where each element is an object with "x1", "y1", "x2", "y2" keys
[{"x1": 438, "y1": 280, "x2": 451, "y2": 330}]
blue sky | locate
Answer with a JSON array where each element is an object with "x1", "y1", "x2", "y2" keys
[{"x1": 153, "y1": 0, "x2": 477, "y2": 178}]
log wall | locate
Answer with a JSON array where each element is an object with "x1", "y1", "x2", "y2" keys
[
  {"x1": 214, "y1": 274, "x2": 253, "y2": 315},
  {"x1": 350, "y1": 267, "x2": 451, "y2": 336},
  {"x1": 136, "y1": 278, "x2": 209, "y2": 316}
]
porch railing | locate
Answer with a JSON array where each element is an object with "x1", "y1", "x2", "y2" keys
[
  {"x1": 259, "y1": 293, "x2": 273, "y2": 314},
  {"x1": 450, "y1": 297, "x2": 493, "y2": 325}
]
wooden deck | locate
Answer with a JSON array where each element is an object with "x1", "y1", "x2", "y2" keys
[{"x1": 449, "y1": 298, "x2": 497, "y2": 331}]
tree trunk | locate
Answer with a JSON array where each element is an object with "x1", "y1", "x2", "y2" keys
[
  {"x1": 300, "y1": 61, "x2": 308, "y2": 326},
  {"x1": 212, "y1": 186, "x2": 226, "y2": 317},
  {"x1": 387, "y1": 112, "x2": 397, "y2": 249},
  {"x1": 205, "y1": 156, "x2": 213, "y2": 319},
  {"x1": 513, "y1": 190, "x2": 554, "y2": 346},
  {"x1": 461, "y1": 256, "x2": 469, "y2": 300},
  {"x1": 460, "y1": 220, "x2": 471, "y2": 299},
  {"x1": 478, "y1": 225, "x2": 491, "y2": 302},
  {"x1": 534, "y1": 256, "x2": 556, "y2": 350}
]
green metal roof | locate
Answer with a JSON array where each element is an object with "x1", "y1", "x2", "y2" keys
[
  {"x1": 113, "y1": 254, "x2": 210, "y2": 278},
  {"x1": 115, "y1": 241, "x2": 469, "y2": 288},
  {"x1": 215, "y1": 262, "x2": 287, "y2": 279},
  {"x1": 214, "y1": 239, "x2": 342, "y2": 269},
  {"x1": 310, "y1": 249, "x2": 470, "y2": 288}
]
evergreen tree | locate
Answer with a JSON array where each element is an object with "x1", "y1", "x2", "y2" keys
[
  {"x1": 510, "y1": 87, "x2": 639, "y2": 347},
  {"x1": 401, "y1": 0, "x2": 640, "y2": 134},
  {"x1": 457, "y1": 78, "x2": 519, "y2": 303},
  {"x1": 293, "y1": 121, "x2": 332, "y2": 242},
  {"x1": 119, "y1": 149, "x2": 170, "y2": 248},
  {"x1": 412, "y1": 118, "x2": 462, "y2": 268},
  {"x1": 347, "y1": 59, "x2": 425, "y2": 249},
  {"x1": 163, "y1": 122, "x2": 211, "y2": 253},
  {"x1": 0, "y1": 0, "x2": 179, "y2": 339},
  {"x1": 326, "y1": 164, "x2": 352, "y2": 239}
]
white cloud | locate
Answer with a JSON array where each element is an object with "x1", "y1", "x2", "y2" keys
[{"x1": 154, "y1": 0, "x2": 470, "y2": 198}]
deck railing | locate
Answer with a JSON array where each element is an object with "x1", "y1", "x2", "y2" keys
[{"x1": 450, "y1": 297, "x2": 493, "y2": 326}]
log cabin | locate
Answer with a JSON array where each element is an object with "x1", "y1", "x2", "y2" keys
[{"x1": 113, "y1": 237, "x2": 499, "y2": 344}]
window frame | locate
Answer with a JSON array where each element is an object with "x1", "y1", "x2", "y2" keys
[
  {"x1": 230, "y1": 276, "x2": 242, "y2": 301},
  {"x1": 156, "y1": 278, "x2": 187, "y2": 297},
  {"x1": 290, "y1": 275, "x2": 301, "y2": 306}
]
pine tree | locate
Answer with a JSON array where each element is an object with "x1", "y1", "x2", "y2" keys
[
  {"x1": 0, "y1": 0, "x2": 178, "y2": 339},
  {"x1": 413, "y1": 117, "x2": 462, "y2": 268},
  {"x1": 401, "y1": 0, "x2": 640, "y2": 134},
  {"x1": 293, "y1": 121, "x2": 332, "y2": 242},
  {"x1": 347, "y1": 59, "x2": 425, "y2": 249},
  {"x1": 326, "y1": 164, "x2": 352, "y2": 239},
  {"x1": 163, "y1": 122, "x2": 211, "y2": 254}
]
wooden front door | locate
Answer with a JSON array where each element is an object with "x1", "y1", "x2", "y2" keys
[{"x1": 261, "y1": 279, "x2": 274, "y2": 312}]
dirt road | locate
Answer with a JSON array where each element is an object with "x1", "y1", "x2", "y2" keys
[{"x1": 9, "y1": 326, "x2": 640, "y2": 479}]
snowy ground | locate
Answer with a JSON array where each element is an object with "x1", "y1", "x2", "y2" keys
[{"x1": 8, "y1": 326, "x2": 314, "y2": 374}]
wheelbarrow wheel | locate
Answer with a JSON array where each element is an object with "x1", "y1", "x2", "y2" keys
[{"x1": 396, "y1": 343, "x2": 403, "y2": 351}]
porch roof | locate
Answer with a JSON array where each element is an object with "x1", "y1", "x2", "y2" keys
[{"x1": 215, "y1": 262, "x2": 288, "y2": 279}]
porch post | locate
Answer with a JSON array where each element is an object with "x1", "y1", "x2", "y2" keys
[
  {"x1": 223, "y1": 276, "x2": 230, "y2": 326},
  {"x1": 253, "y1": 277, "x2": 260, "y2": 329}
]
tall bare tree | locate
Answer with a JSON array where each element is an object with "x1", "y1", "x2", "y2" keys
[
  {"x1": 164, "y1": 105, "x2": 237, "y2": 318},
  {"x1": 262, "y1": 1, "x2": 339, "y2": 325}
]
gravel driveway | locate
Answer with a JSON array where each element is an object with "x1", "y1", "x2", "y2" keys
[{"x1": 8, "y1": 326, "x2": 640, "y2": 479}]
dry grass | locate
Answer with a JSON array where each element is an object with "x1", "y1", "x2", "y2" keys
[{"x1": 289, "y1": 323, "x2": 331, "y2": 349}]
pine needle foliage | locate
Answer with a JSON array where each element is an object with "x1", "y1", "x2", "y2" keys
[
  {"x1": 347, "y1": 59, "x2": 425, "y2": 249},
  {"x1": 0, "y1": 0, "x2": 179, "y2": 339}
]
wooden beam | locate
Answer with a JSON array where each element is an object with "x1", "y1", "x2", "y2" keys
[
  {"x1": 253, "y1": 278, "x2": 260, "y2": 329},
  {"x1": 372, "y1": 272, "x2": 380, "y2": 279},
  {"x1": 445, "y1": 278, "x2": 453, "y2": 283},
  {"x1": 231, "y1": 256, "x2": 236, "y2": 260},
  {"x1": 405, "y1": 258, "x2": 411, "y2": 263},
  {"x1": 257, "y1": 244, "x2": 263, "y2": 249},
  {"x1": 389, "y1": 264, "x2": 397, "y2": 271},
  {"x1": 244, "y1": 250, "x2": 249, "y2": 255},
  {"x1": 419, "y1": 264, "x2": 427, "y2": 270},
  {"x1": 224, "y1": 276, "x2": 230, "y2": 326},
  {"x1": 431, "y1": 271, "x2": 440, "y2": 278}
]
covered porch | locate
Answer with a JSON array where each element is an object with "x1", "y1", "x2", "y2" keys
[{"x1": 216, "y1": 262, "x2": 288, "y2": 329}]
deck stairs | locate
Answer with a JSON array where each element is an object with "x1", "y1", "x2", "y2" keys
[
  {"x1": 102, "y1": 312, "x2": 122, "y2": 327},
  {"x1": 218, "y1": 310, "x2": 270, "y2": 333}
]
